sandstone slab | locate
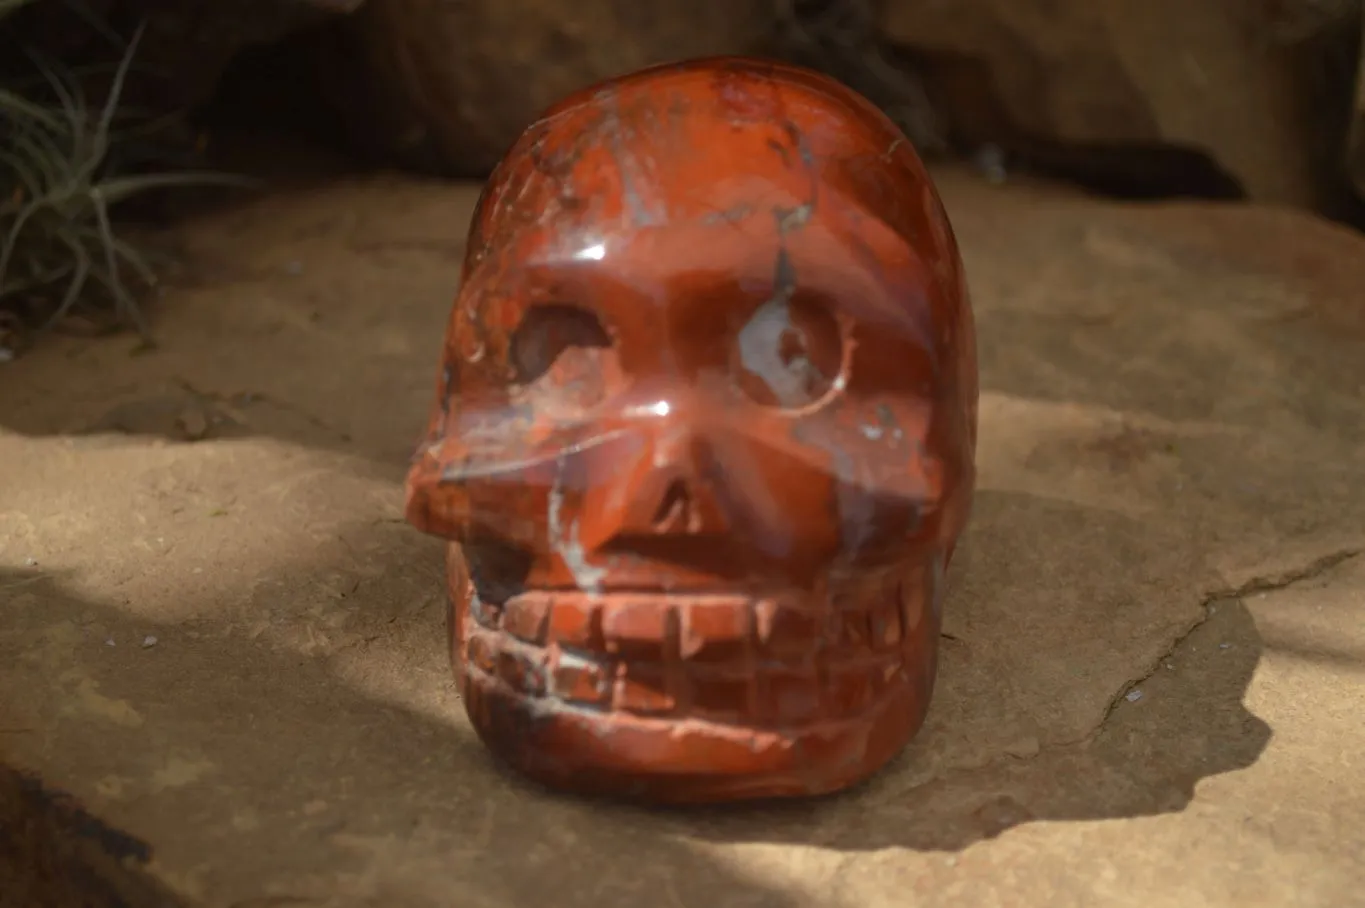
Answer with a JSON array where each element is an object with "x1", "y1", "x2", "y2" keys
[
  {"x1": 1, "y1": 166, "x2": 1362, "y2": 906},
  {"x1": 319, "y1": 0, "x2": 775, "y2": 177},
  {"x1": 882, "y1": 0, "x2": 1332, "y2": 206}
]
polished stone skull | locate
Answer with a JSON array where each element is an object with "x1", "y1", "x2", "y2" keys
[{"x1": 405, "y1": 56, "x2": 978, "y2": 803}]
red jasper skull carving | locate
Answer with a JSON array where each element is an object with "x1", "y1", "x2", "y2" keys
[{"x1": 405, "y1": 56, "x2": 977, "y2": 803}]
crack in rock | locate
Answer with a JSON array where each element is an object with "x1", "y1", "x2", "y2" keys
[
  {"x1": 884, "y1": 547, "x2": 1361, "y2": 807},
  {"x1": 1101, "y1": 547, "x2": 1362, "y2": 725}
]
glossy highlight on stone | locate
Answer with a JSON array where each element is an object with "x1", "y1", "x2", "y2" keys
[{"x1": 404, "y1": 55, "x2": 978, "y2": 803}]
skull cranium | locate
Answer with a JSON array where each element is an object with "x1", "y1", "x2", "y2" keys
[{"x1": 405, "y1": 56, "x2": 977, "y2": 803}]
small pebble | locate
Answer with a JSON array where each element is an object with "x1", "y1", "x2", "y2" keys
[
  {"x1": 104, "y1": 638, "x2": 115, "y2": 647},
  {"x1": 971, "y1": 144, "x2": 1008, "y2": 184},
  {"x1": 1219, "y1": 642, "x2": 1230, "y2": 650},
  {"x1": 23, "y1": 557, "x2": 37, "y2": 566},
  {"x1": 1004, "y1": 735, "x2": 1041, "y2": 759},
  {"x1": 142, "y1": 635, "x2": 158, "y2": 648},
  {"x1": 1125, "y1": 689, "x2": 1143, "y2": 703}
]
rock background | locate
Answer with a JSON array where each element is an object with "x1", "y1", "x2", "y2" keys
[
  {"x1": 883, "y1": 0, "x2": 1337, "y2": 207},
  {"x1": 1348, "y1": 10, "x2": 1365, "y2": 197},
  {"x1": 3, "y1": 0, "x2": 360, "y2": 105},
  {"x1": 314, "y1": 0, "x2": 779, "y2": 176},
  {"x1": 3, "y1": 0, "x2": 1363, "y2": 217}
]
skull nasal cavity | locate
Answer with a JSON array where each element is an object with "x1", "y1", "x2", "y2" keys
[{"x1": 652, "y1": 479, "x2": 692, "y2": 532}]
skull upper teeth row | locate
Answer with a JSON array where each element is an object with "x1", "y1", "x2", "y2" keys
[{"x1": 460, "y1": 585, "x2": 933, "y2": 727}]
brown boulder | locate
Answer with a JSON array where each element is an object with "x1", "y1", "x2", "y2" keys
[
  {"x1": 881, "y1": 0, "x2": 1330, "y2": 207},
  {"x1": 10, "y1": 0, "x2": 361, "y2": 109},
  {"x1": 130, "y1": 0, "x2": 364, "y2": 107},
  {"x1": 319, "y1": 0, "x2": 776, "y2": 177},
  {"x1": 1348, "y1": 12, "x2": 1365, "y2": 198}
]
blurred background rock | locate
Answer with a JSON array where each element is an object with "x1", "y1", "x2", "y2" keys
[{"x1": 1, "y1": 0, "x2": 1363, "y2": 348}]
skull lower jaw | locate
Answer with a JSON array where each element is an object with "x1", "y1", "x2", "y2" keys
[
  {"x1": 461, "y1": 662, "x2": 932, "y2": 802},
  {"x1": 447, "y1": 556, "x2": 942, "y2": 803}
]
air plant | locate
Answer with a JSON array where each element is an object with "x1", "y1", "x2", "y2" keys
[{"x1": 0, "y1": 0, "x2": 253, "y2": 345}]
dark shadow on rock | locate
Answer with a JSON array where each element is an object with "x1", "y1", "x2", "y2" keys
[
  {"x1": 0, "y1": 762, "x2": 186, "y2": 908},
  {"x1": 1, "y1": 484, "x2": 1272, "y2": 904},
  {"x1": 0, "y1": 567, "x2": 805, "y2": 908},
  {"x1": 508, "y1": 488, "x2": 1275, "y2": 853},
  {"x1": 646, "y1": 594, "x2": 1269, "y2": 853}
]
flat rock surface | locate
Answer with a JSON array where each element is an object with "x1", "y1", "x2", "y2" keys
[{"x1": 1, "y1": 165, "x2": 1363, "y2": 907}]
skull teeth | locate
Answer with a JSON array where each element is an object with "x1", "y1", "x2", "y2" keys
[{"x1": 461, "y1": 583, "x2": 928, "y2": 728}]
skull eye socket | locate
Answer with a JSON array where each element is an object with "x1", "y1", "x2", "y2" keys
[
  {"x1": 733, "y1": 295, "x2": 844, "y2": 410},
  {"x1": 509, "y1": 303, "x2": 618, "y2": 413}
]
